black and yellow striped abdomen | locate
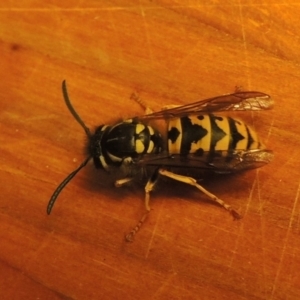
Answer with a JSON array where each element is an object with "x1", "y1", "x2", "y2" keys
[{"x1": 167, "y1": 114, "x2": 263, "y2": 155}]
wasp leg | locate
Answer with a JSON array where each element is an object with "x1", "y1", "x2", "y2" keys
[
  {"x1": 234, "y1": 85, "x2": 243, "y2": 92},
  {"x1": 161, "y1": 104, "x2": 181, "y2": 110},
  {"x1": 115, "y1": 177, "x2": 133, "y2": 188},
  {"x1": 130, "y1": 92, "x2": 153, "y2": 115},
  {"x1": 125, "y1": 168, "x2": 160, "y2": 242},
  {"x1": 158, "y1": 169, "x2": 241, "y2": 219}
]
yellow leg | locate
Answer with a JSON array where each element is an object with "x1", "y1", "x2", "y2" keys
[
  {"x1": 114, "y1": 177, "x2": 133, "y2": 188},
  {"x1": 158, "y1": 169, "x2": 241, "y2": 219},
  {"x1": 125, "y1": 169, "x2": 159, "y2": 242},
  {"x1": 130, "y1": 92, "x2": 153, "y2": 115},
  {"x1": 161, "y1": 104, "x2": 181, "y2": 110},
  {"x1": 130, "y1": 93, "x2": 181, "y2": 114}
]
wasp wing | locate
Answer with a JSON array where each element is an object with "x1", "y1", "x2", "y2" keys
[
  {"x1": 136, "y1": 149, "x2": 273, "y2": 174},
  {"x1": 137, "y1": 92, "x2": 273, "y2": 121}
]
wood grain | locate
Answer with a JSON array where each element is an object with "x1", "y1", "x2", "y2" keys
[{"x1": 1, "y1": 1, "x2": 300, "y2": 299}]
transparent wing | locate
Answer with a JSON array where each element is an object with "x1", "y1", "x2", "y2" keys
[
  {"x1": 137, "y1": 91, "x2": 273, "y2": 121},
  {"x1": 136, "y1": 149, "x2": 273, "y2": 173}
]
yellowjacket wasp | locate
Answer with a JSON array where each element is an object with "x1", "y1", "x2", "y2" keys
[{"x1": 47, "y1": 81, "x2": 273, "y2": 241}]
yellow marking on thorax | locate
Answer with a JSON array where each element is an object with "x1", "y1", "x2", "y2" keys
[
  {"x1": 147, "y1": 126, "x2": 154, "y2": 135},
  {"x1": 135, "y1": 124, "x2": 145, "y2": 134},
  {"x1": 147, "y1": 140, "x2": 155, "y2": 153},
  {"x1": 135, "y1": 139, "x2": 145, "y2": 153}
]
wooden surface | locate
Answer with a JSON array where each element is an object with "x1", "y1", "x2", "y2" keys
[{"x1": 1, "y1": 2, "x2": 300, "y2": 299}]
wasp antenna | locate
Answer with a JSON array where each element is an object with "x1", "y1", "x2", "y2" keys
[
  {"x1": 62, "y1": 80, "x2": 92, "y2": 138},
  {"x1": 47, "y1": 156, "x2": 92, "y2": 214}
]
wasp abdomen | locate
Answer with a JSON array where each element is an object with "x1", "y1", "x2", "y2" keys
[{"x1": 167, "y1": 114, "x2": 263, "y2": 155}]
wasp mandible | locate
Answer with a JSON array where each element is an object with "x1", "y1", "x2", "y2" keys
[{"x1": 47, "y1": 81, "x2": 273, "y2": 241}]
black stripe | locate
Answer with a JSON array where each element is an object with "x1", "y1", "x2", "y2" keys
[
  {"x1": 228, "y1": 117, "x2": 245, "y2": 150},
  {"x1": 168, "y1": 127, "x2": 181, "y2": 144},
  {"x1": 180, "y1": 116, "x2": 208, "y2": 155},
  {"x1": 246, "y1": 126, "x2": 255, "y2": 149},
  {"x1": 209, "y1": 114, "x2": 226, "y2": 151}
]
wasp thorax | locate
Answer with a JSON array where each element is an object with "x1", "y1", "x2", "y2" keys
[{"x1": 90, "y1": 120, "x2": 162, "y2": 170}]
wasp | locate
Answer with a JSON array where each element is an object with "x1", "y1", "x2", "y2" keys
[{"x1": 47, "y1": 81, "x2": 273, "y2": 241}]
